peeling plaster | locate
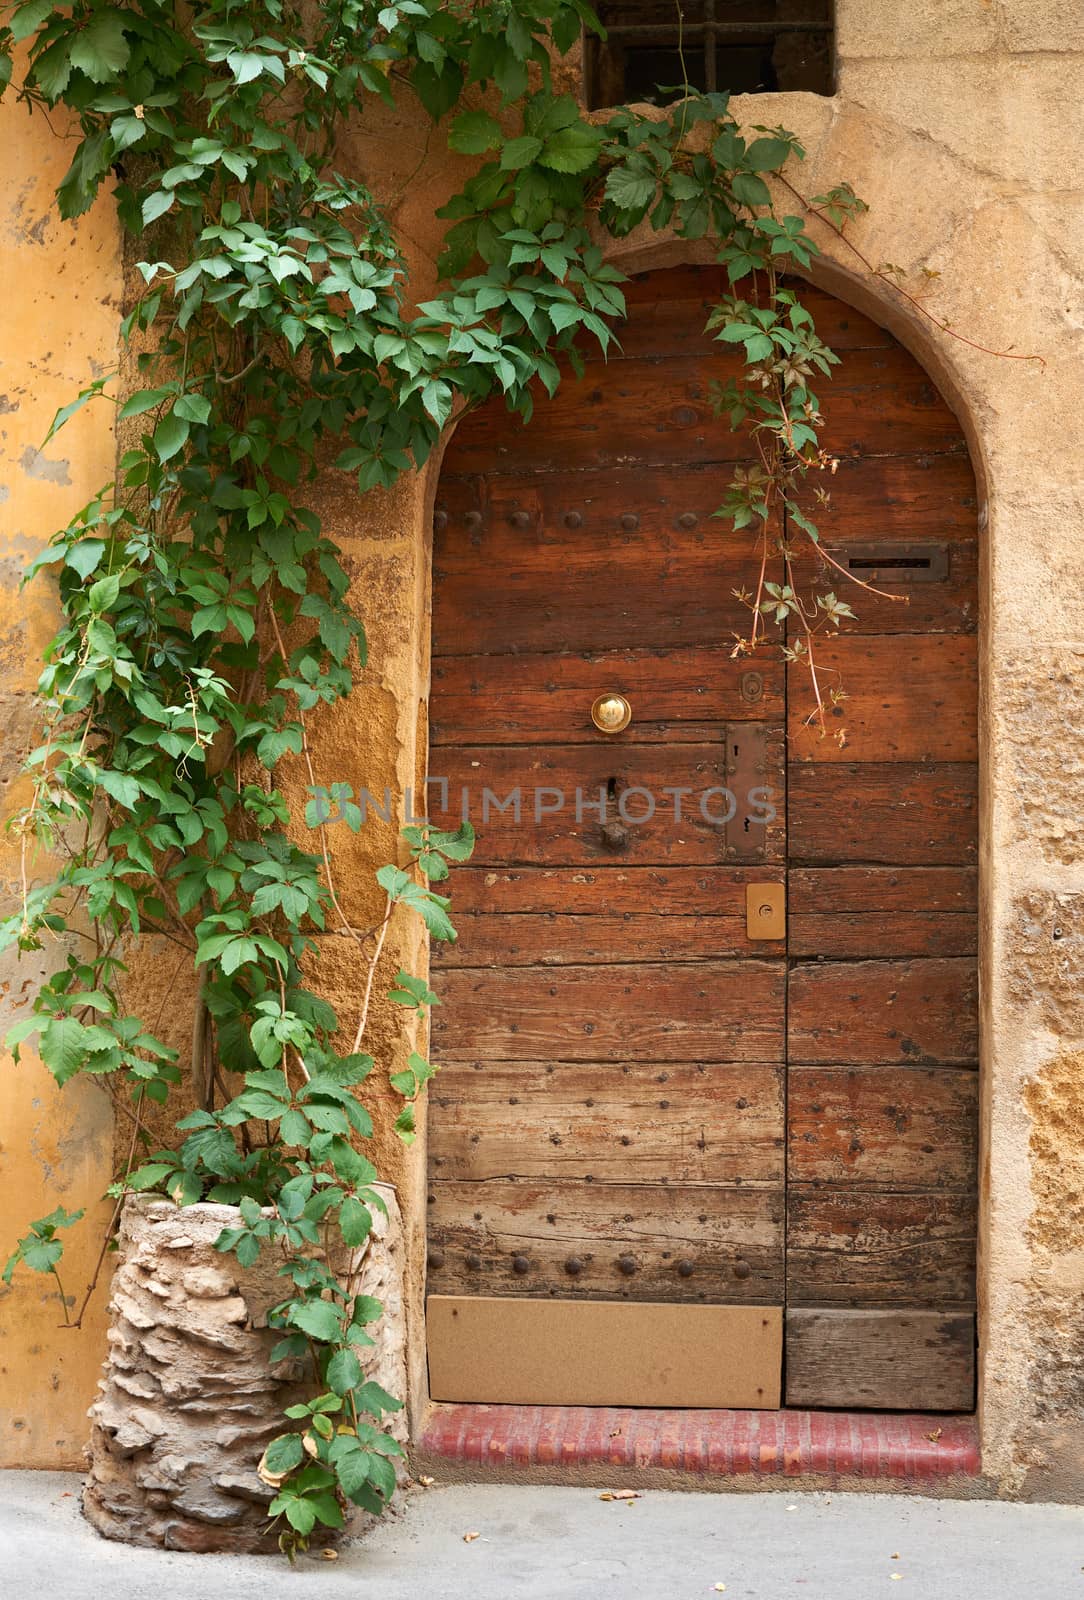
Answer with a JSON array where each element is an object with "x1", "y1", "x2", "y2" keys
[{"x1": 18, "y1": 444, "x2": 71, "y2": 486}]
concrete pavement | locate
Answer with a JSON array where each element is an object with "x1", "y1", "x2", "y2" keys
[{"x1": 2, "y1": 1471, "x2": 1082, "y2": 1599}]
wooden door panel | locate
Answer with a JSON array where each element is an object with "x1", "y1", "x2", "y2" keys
[
  {"x1": 429, "y1": 264, "x2": 979, "y2": 1413},
  {"x1": 447, "y1": 348, "x2": 964, "y2": 476},
  {"x1": 430, "y1": 960, "x2": 786, "y2": 1063},
  {"x1": 429, "y1": 1297, "x2": 783, "y2": 1408},
  {"x1": 425, "y1": 1180, "x2": 785, "y2": 1303},
  {"x1": 429, "y1": 1061, "x2": 785, "y2": 1184},
  {"x1": 438, "y1": 864, "x2": 782, "y2": 964},
  {"x1": 449, "y1": 865, "x2": 781, "y2": 916},
  {"x1": 790, "y1": 447, "x2": 977, "y2": 542},
  {"x1": 785, "y1": 1188, "x2": 977, "y2": 1306},
  {"x1": 430, "y1": 646, "x2": 784, "y2": 745},
  {"x1": 785, "y1": 1309, "x2": 974, "y2": 1411},
  {"x1": 788, "y1": 867, "x2": 977, "y2": 957},
  {"x1": 787, "y1": 635, "x2": 978, "y2": 763},
  {"x1": 435, "y1": 461, "x2": 760, "y2": 563},
  {"x1": 435, "y1": 912, "x2": 753, "y2": 966},
  {"x1": 787, "y1": 1065, "x2": 978, "y2": 1190},
  {"x1": 805, "y1": 542, "x2": 978, "y2": 637},
  {"x1": 431, "y1": 500, "x2": 765, "y2": 655},
  {"x1": 788, "y1": 763, "x2": 978, "y2": 864},
  {"x1": 787, "y1": 958, "x2": 978, "y2": 1065},
  {"x1": 590, "y1": 271, "x2": 896, "y2": 362},
  {"x1": 429, "y1": 739, "x2": 785, "y2": 866}
]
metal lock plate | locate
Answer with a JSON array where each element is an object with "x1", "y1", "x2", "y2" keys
[{"x1": 746, "y1": 882, "x2": 786, "y2": 940}]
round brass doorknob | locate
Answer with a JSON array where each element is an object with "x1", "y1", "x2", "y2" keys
[{"x1": 591, "y1": 692, "x2": 632, "y2": 733}]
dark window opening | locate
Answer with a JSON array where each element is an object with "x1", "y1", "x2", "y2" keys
[{"x1": 584, "y1": 1, "x2": 835, "y2": 109}]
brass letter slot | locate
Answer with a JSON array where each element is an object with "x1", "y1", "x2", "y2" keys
[
  {"x1": 746, "y1": 882, "x2": 785, "y2": 940},
  {"x1": 842, "y1": 541, "x2": 948, "y2": 584}
]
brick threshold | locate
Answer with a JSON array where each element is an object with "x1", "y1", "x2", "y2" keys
[{"x1": 418, "y1": 1404, "x2": 981, "y2": 1484}]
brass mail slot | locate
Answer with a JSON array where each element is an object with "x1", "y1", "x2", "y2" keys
[{"x1": 746, "y1": 882, "x2": 785, "y2": 940}]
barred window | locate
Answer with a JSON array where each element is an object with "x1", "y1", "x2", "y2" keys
[{"x1": 583, "y1": 1, "x2": 835, "y2": 109}]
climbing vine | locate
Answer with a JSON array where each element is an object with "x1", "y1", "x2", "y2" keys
[{"x1": 0, "y1": 0, "x2": 927, "y2": 1555}]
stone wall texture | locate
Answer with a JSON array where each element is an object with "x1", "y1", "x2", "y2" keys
[
  {"x1": 1, "y1": 0, "x2": 1084, "y2": 1501},
  {"x1": 82, "y1": 1189, "x2": 407, "y2": 1551}
]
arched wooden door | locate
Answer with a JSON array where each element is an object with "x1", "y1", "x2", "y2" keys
[{"x1": 424, "y1": 265, "x2": 978, "y2": 1413}]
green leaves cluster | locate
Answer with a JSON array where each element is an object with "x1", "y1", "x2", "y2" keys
[{"x1": 1, "y1": 0, "x2": 869, "y2": 1554}]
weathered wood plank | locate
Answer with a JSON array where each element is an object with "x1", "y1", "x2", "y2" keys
[
  {"x1": 430, "y1": 645, "x2": 784, "y2": 745},
  {"x1": 434, "y1": 912, "x2": 752, "y2": 967},
  {"x1": 428, "y1": 1297, "x2": 783, "y2": 1408},
  {"x1": 449, "y1": 865, "x2": 779, "y2": 917},
  {"x1": 448, "y1": 348, "x2": 966, "y2": 476},
  {"x1": 428, "y1": 740, "x2": 786, "y2": 867},
  {"x1": 428, "y1": 1061, "x2": 785, "y2": 1184},
  {"x1": 579, "y1": 268, "x2": 895, "y2": 361},
  {"x1": 786, "y1": 449, "x2": 977, "y2": 543},
  {"x1": 787, "y1": 1066, "x2": 978, "y2": 1190},
  {"x1": 785, "y1": 1187, "x2": 976, "y2": 1306},
  {"x1": 794, "y1": 541, "x2": 978, "y2": 637},
  {"x1": 432, "y1": 505, "x2": 771, "y2": 655},
  {"x1": 787, "y1": 957, "x2": 978, "y2": 1065},
  {"x1": 789, "y1": 867, "x2": 978, "y2": 957},
  {"x1": 788, "y1": 762, "x2": 978, "y2": 864},
  {"x1": 785, "y1": 1308, "x2": 975, "y2": 1411},
  {"x1": 788, "y1": 635, "x2": 978, "y2": 763},
  {"x1": 431, "y1": 959, "x2": 786, "y2": 1062},
  {"x1": 426, "y1": 1179, "x2": 785, "y2": 1302}
]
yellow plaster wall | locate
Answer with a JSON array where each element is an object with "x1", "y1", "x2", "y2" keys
[{"x1": 0, "y1": 81, "x2": 120, "y2": 1466}]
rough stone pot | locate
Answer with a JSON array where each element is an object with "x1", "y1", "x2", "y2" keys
[{"x1": 82, "y1": 1188, "x2": 407, "y2": 1552}]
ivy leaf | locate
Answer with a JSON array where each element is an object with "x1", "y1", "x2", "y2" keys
[
  {"x1": 350, "y1": 1294, "x2": 383, "y2": 1325},
  {"x1": 326, "y1": 1346, "x2": 362, "y2": 1396},
  {"x1": 539, "y1": 122, "x2": 602, "y2": 174},
  {"x1": 39, "y1": 1017, "x2": 89, "y2": 1087},
  {"x1": 153, "y1": 411, "x2": 189, "y2": 463},
  {"x1": 745, "y1": 136, "x2": 792, "y2": 172},
  {"x1": 19, "y1": 1238, "x2": 64, "y2": 1273},
  {"x1": 10, "y1": 0, "x2": 55, "y2": 43},
  {"x1": 65, "y1": 539, "x2": 106, "y2": 580},
  {"x1": 332, "y1": 1440, "x2": 373, "y2": 1502},
  {"x1": 500, "y1": 135, "x2": 544, "y2": 171},
  {"x1": 288, "y1": 1298, "x2": 344, "y2": 1343},
  {"x1": 141, "y1": 190, "x2": 173, "y2": 226},
  {"x1": 449, "y1": 110, "x2": 503, "y2": 154},
  {"x1": 353, "y1": 1380, "x2": 403, "y2": 1417},
  {"x1": 31, "y1": 40, "x2": 73, "y2": 99},
  {"x1": 262, "y1": 1432, "x2": 305, "y2": 1475},
  {"x1": 96, "y1": 768, "x2": 140, "y2": 808},
  {"x1": 339, "y1": 1196, "x2": 372, "y2": 1247},
  {"x1": 69, "y1": 13, "x2": 131, "y2": 82},
  {"x1": 604, "y1": 164, "x2": 657, "y2": 213},
  {"x1": 274, "y1": 1494, "x2": 317, "y2": 1536},
  {"x1": 732, "y1": 172, "x2": 772, "y2": 209},
  {"x1": 124, "y1": 1162, "x2": 175, "y2": 1192}
]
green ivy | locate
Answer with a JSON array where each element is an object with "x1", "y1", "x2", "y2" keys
[{"x1": 1, "y1": 0, "x2": 871, "y2": 1556}]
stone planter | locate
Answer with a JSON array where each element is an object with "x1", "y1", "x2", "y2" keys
[{"x1": 83, "y1": 1188, "x2": 407, "y2": 1552}]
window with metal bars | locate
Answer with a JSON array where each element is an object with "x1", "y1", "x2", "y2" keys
[{"x1": 583, "y1": 1, "x2": 835, "y2": 109}]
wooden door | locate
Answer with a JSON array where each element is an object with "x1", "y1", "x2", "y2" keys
[{"x1": 424, "y1": 266, "x2": 978, "y2": 1413}]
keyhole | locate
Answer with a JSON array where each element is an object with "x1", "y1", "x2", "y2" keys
[{"x1": 607, "y1": 775, "x2": 619, "y2": 817}]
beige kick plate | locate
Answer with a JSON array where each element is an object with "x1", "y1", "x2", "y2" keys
[
  {"x1": 427, "y1": 1297, "x2": 783, "y2": 1409},
  {"x1": 746, "y1": 881, "x2": 786, "y2": 940}
]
